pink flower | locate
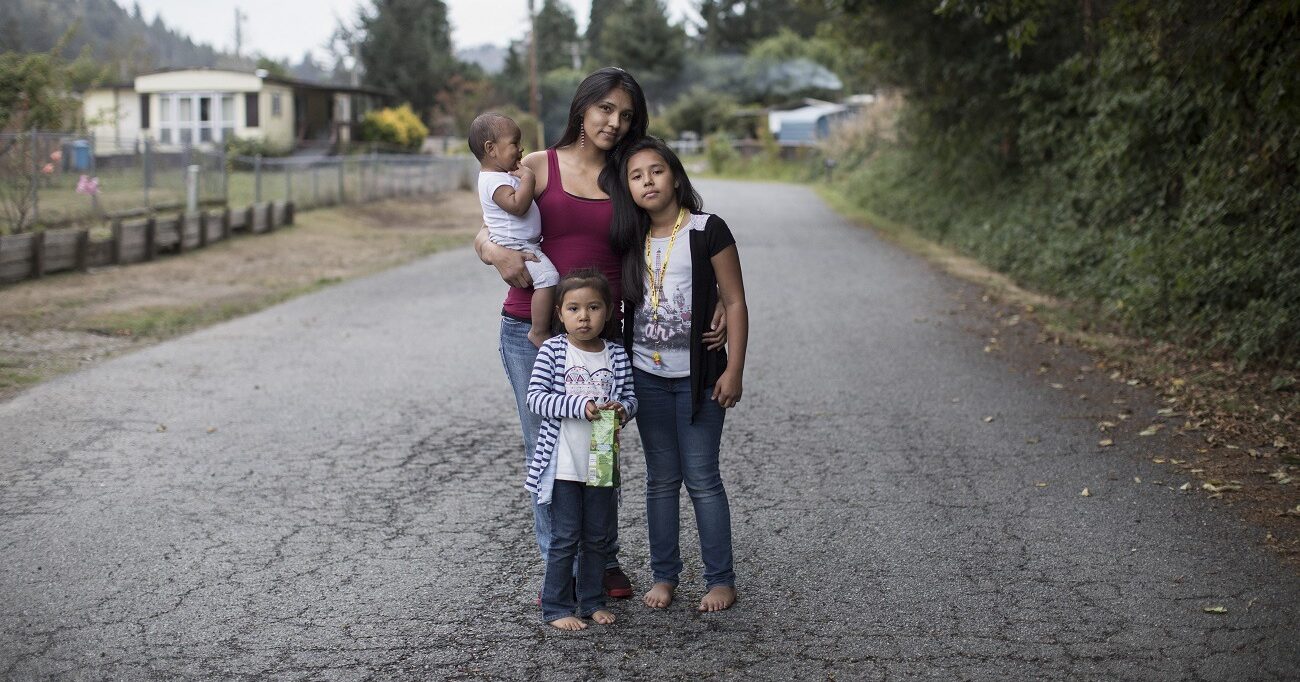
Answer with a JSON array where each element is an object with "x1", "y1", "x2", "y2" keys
[
  {"x1": 49, "y1": 150, "x2": 62, "y2": 162},
  {"x1": 41, "y1": 163, "x2": 54, "y2": 175},
  {"x1": 76, "y1": 175, "x2": 101, "y2": 195}
]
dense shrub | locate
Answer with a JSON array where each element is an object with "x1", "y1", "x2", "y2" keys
[
  {"x1": 824, "y1": 0, "x2": 1300, "y2": 368},
  {"x1": 359, "y1": 104, "x2": 429, "y2": 152}
]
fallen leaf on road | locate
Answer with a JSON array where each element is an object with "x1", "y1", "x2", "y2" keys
[
  {"x1": 983, "y1": 416, "x2": 995, "y2": 423},
  {"x1": 1153, "y1": 458, "x2": 1167, "y2": 463},
  {"x1": 1026, "y1": 436, "x2": 1041, "y2": 444},
  {"x1": 1134, "y1": 476, "x2": 1142, "y2": 483},
  {"x1": 156, "y1": 424, "x2": 167, "y2": 432},
  {"x1": 1099, "y1": 438, "x2": 1114, "y2": 447},
  {"x1": 1035, "y1": 481, "x2": 1049, "y2": 487},
  {"x1": 1050, "y1": 383, "x2": 1064, "y2": 389},
  {"x1": 1203, "y1": 606, "x2": 1228, "y2": 614},
  {"x1": 1080, "y1": 487, "x2": 1091, "y2": 497},
  {"x1": 207, "y1": 427, "x2": 217, "y2": 434},
  {"x1": 1139, "y1": 425, "x2": 1164, "y2": 437},
  {"x1": 1179, "y1": 482, "x2": 1192, "y2": 491},
  {"x1": 1202, "y1": 481, "x2": 1242, "y2": 494}
]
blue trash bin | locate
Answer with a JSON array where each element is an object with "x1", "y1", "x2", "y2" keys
[{"x1": 71, "y1": 140, "x2": 92, "y2": 171}]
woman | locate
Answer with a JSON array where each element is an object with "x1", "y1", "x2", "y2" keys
[{"x1": 475, "y1": 67, "x2": 647, "y2": 598}]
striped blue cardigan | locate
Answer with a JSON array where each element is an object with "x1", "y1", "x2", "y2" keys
[{"x1": 524, "y1": 334, "x2": 638, "y2": 505}]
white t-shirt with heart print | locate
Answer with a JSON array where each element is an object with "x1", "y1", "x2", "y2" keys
[{"x1": 554, "y1": 340, "x2": 614, "y2": 482}]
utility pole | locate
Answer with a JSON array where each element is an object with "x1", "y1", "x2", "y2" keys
[
  {"x1": 234, "y1": 7, "x2": 247, "y2": 59},
  {"x1": 527, "y1": 0, "x2": 542, "y2": 148}
]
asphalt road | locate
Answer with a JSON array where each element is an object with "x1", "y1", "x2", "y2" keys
[{"x1": 2, "y1": 180, "x2": 1297, "y2": 680}]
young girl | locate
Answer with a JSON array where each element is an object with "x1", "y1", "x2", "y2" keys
[
  {"x1": 611, "y1": 137, "x2": 749, "y2": 612},
  {"x1": 524, "y1": 269, "x2": 638, "y2": 630}
]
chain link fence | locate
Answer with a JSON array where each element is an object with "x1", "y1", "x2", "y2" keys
[{"x1": 1, "y1": 131, "x2": 475, "y2": 236}]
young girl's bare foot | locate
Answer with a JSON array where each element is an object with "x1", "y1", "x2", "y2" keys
[
  {"x1": 591, "y1": 609, "x2": 616, "y2": 624},
  {"x1": 643, "y1": 582, "x2": 675, "y2": 609},
  {"x1": 549, "y1": 616, "x2": 587, "y2": 631},
  {"x1": 698, "y1": 586, "x2": 736, "y2": 612}
]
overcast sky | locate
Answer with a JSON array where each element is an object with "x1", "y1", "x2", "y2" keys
[{"x1": 123, "y1": 0, "x2": 699, "y2": 63}]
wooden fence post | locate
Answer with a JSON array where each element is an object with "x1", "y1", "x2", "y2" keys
[
  {"x1": 31, "y1": 231, "x2": 45, "y2": 279},
  {"x1": 111, "y1": 219, "x2": 123, "y2": 265},
  {"x1": 144, "y1": 217, "x2": 156, "y2": 261},
  {"x1": 75, "y1": 229, "x2": 89, "y2": 272},
  {"x1": 221, "y1": 208, "x2": 232, "y2": 240}
]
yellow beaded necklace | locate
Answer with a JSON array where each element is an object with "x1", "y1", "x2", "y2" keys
[{"x1": 644, "y1": 207, "x2": 688, "y2": 368}]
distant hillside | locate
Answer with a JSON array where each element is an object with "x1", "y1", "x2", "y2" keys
[
  {"x1": 457, "y1": 44, "x2": 507, "y2": 75},
  {"x1": 0, "y1": 0, "x2": 345, "y2": 85}
]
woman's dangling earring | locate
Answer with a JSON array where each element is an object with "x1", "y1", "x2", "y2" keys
[{"x1": 580, "y1": 126, "x2": 586, "y2": 148}]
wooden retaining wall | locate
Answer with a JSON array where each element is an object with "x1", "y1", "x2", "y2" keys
[{"x1": 0, "y1": 201, "x2": 293, "y2": 285}]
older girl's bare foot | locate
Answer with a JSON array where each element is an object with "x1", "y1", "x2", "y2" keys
[
  {"x1": 591, "y1": 609, "x2": 616, "y2": 624},
  {"x1": 698, "y1": 586, "x2": 736, "y2": 612},
  {"x1": 643, "y1": 582, "x2": 675, "y2": 609},
  {"x1": 549, "y1": 616, "x2": 587, "y2": 631}
]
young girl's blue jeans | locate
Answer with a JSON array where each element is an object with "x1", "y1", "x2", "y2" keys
[
  {"x1": 542, "y1": 480, "x2": 614, "y2": 621},
  {"x1": 633, "y1": 368, "x2": 735, "y2": 589},
  {"x1": 499, "y1": 315, "x2": 621, "y2": 569}
]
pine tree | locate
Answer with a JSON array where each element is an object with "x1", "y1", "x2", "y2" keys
[
  {"x1": 356, "y1": 0, "x2": 459, "y2": 122},
  {"x1": 585, "y1": 0, "x2": 619, "y2": 65},
  {"x1": 534, "y1": 0, "x2": 580, "y2": 73},
  {"x1": 598, "y1": 0, "x2": 684, "y2": 86}
]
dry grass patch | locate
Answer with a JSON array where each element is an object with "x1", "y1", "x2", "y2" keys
[{"x1": 0, "y1": 192, "x2": 481, "y2": 400}]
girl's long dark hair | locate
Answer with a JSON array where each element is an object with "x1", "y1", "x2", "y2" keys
[
  {"x1": 554, "y1": 67, "x2": 649, "y2": 195},
  {"x1": 609, "y1": 137, "x2": 704, "y2": 306}
]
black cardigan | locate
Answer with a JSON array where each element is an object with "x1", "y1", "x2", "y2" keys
[{"x1": 622, "y1": 213, "x2": 735, "y2": 422}]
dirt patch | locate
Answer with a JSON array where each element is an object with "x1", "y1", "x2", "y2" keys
[{"x1": 0, "y1": 191, "x2": 481, "y2": 401}]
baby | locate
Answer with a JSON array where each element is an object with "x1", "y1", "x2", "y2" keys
[{"x1": 469, "y1": 112, "x2": 558, "y2": 347}]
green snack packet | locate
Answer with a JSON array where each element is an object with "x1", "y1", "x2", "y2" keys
[{"x1": 587, "y1": 409, "x2": 620, "y2": 487}]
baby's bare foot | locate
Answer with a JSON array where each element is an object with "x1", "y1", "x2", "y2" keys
[
  {"x1": 642, "y1": 582, "x2": 675, "y2": 609},
  {"x1": 549, "y1": 616, "x2": 587, "y2": 631},
  {"x1": 698, "y1": 586, "x2": 736, "y2": 612},
  {"x1": 591, "y1": 609, "x2": 616, "y2": 624}
]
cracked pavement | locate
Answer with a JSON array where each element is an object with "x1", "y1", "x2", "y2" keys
[{"x1": 2, "y1": 180, "x2": 1298, "y2": 680}]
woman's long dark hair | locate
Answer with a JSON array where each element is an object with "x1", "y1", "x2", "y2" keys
[
  {"x1": 554, "y1": 67, "x2": 649, "y2": 194},
  {"x1": 609, "y1": 136, "x2": 704, "y2": 306}
]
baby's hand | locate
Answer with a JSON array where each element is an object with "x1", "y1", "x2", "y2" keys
[
  {"x1": 584, "y1": 400, "x2": 601, "y2": 421},
  {"x1": 510, "y1": 165, "x2": 534, "y2": 180}
]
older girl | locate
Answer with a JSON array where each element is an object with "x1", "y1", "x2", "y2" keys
[{"x1": 611, "y1": 137, "x2": 749, "y2": 612}]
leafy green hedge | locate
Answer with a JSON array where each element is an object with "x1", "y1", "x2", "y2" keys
[{"x1": 827, "y1": 1, "x2": 1299, "y2": 368}]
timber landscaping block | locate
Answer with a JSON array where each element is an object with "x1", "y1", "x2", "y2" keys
[
  {"x1": 111, "y1": 219, "x2": 123, "y2": 264},
  {"x1": 285, "y1": 201, "x2": 295, "y2": 225},
  {"x1": 87, "y1": 237, "x2": 112, "y2": 268},
  {"x1": 144, "y1": 217, "x2": 156, "y2": 262},
  {"x1": 231, "y1": 207, "x2": 249, "y2": 233},
  {"x1": 250, "y1": 204, "x2": 267, "y2": 233},
  {"x1": 0, "y1": 233, "x2": 35, "y2": 283},
  {"x1": 32, "y1": 231, "x2": 45, "y2": 278},
  {"x1": 266, "y1": 202, "x2": 277, "y2": 231},
  {"x1": 41, "y1": 229, "x2": 81, "y2": 273},
  {"x1": 76, "y1": 230, "x2": 89, "y2": 272},
  {"x1": 198, "y1": 212, "x2": 208, "y2": 248}
]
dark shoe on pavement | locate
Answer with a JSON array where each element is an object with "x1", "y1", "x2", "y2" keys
[{"x1": 603, "y1": 567, "x2": 633, "y2": 598}]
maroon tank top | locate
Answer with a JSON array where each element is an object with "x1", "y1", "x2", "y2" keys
[{"x1": 502, "y1": 148, "x2": 622, "y2": 320}]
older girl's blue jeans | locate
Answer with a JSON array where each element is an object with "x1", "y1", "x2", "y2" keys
[
  {"x1": 633, "y1": 368, "x2": 735, "y2": 589},
  {"x1": 498, "y1": 315, "x2": 620, "y2": 569},
  {"x1": 541, "y1": 480, "x2": 613, "y2": 622}
]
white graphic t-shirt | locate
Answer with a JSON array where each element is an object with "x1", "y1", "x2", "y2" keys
[
  {"x1": 632, "y1": 233, "x2": 693, "y2": 378},
  {"x1": 555, "y1": 341, "x2": 614, "y2": 482}
]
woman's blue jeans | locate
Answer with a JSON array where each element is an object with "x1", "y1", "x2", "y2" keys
[
  {"x1": 633, "y1": 368, "x2": 735, "y2": 589},
  {"x1": 541, "y1": 480, "x2": 613, "y2": 621},
  {"x1": 499, "y1": 316, "x2": 620, "y2": 569}
]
